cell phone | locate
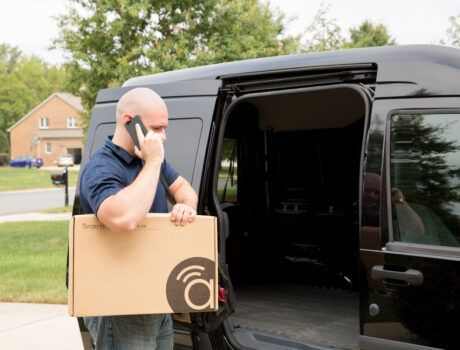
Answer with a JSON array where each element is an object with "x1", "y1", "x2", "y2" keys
[{"x1": 125, "y1": 115, "x2": 148, "y2": 149}]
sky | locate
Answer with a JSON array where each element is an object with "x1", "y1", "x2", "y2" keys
[{"x1": 0, "y1": 0, "x2": 459, "y2": 66}]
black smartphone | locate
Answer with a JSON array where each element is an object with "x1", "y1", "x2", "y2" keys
[{"x1": 125, "y1": 115, "x2": 148, "y2": 149}]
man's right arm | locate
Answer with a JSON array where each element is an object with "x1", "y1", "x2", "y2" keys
[
  {"x1": 97, "y1": 160, "x2": 161, "y2": 232},
  {"x1": 98, "y1": 127, "x2": 164, "y2": 233}
]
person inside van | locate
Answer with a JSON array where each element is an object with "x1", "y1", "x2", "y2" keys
[
  {"x1": 361, "y1": 172, "x2": 425, "y2": 248},
  {"x1": 79, "y1": 87, "x2": 198, "y2": 350},
  {"x1": 360, "y1": 172, "x2": 426, "y2": 294}
]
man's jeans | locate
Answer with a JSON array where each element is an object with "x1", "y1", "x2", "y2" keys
[{"x1": 84, "y1": 314, "x2": 173, "y2": 350}]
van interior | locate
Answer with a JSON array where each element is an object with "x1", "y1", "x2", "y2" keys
[{"x1": 215, "y1": 86, "x2": 368, "y2": 350}]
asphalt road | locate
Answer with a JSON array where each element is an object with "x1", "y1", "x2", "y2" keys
[{"x1": 0, "y1": 187, "x2": 76, "y2": 215}]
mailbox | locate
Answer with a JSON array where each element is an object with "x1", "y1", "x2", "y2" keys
[{"x1": 51, "y1": 172, "x2": 66, "y2": 185}]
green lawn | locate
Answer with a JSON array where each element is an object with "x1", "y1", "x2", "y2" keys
[
  {"x1": 0, "y1": 167, "x2": 78, "y2": 191},
  {"x1": 40, "y1": 206, "x2": 73, "y2": 214},
  {"x1": 0, "y1": 220, "x2": 68, "y2": 304}
]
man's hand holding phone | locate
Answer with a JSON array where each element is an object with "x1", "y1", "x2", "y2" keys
[{"x1": 134, "y1": 123, "x2": 164, "y2": 165}]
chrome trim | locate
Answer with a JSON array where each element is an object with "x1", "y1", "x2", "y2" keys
[
  {"x1": 360, "y1": 335, "x2": 443, "y2": 350},
  {"x1": 385, "y1": 241, "x2": 460, "y2": 260}
]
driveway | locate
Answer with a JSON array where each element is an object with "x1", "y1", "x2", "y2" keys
[
  {"x1": 0, "y1": 303, "x2": 83, "y2": 350},
  {"x1": 0, "y1": 188, "x2": 76, "y2": 215}
]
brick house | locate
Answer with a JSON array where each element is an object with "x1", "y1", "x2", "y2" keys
[{"x1": 8, "y1": 93, "x2": 84, "y2": 166}]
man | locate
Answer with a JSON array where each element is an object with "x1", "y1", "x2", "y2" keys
[
  {"x1": 361, "y1": 172, "x2": 424, "y2": 241},
  {"x1": 362, "y1": 172, "x2": 380, "y2": 227},
  {"x1": 79, "y1": 87, "x2": 198, "y2": 349}
]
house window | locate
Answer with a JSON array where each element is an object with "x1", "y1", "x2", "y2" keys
[
  {"x1": 39, "y1": 117, "x2": 49, "y2": 129},
  {"x1": 68, "y1": 116, "x2": 77, "y2": 128},
  {"x1": 45, "y1": 143, "x2": 51, "y2": 154}
]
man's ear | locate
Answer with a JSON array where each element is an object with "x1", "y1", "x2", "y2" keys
[{"x1": 122, "y1": 114, "x2": 132, "y2": 125}]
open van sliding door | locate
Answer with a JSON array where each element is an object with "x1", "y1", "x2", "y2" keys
[
  {"x1": 206, "y1": 71, "x2": 376, "y2": 349},
  {"x1": 360, "y1": 97, "x2": 460, "y2": 350}
]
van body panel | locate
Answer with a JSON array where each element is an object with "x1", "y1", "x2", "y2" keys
[
  {"x1": 79, "y1": 103, "x2": 118, "y2": 177},
  {"x1": 118, "y1": 45, "x2": 460, "y2": 99},
  {"x1": 161, "y1": 96, "x2": 216, "y2": 189},
  {"x1": 96, "y1": 80, "x2": 221, "y2": 104},
  {"x1": 361, "y1": 97, "x2": 460, "y2": 350}
]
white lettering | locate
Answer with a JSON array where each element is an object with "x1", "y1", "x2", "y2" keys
[{"x1": 184, "y1": 278, "x2": 214, "y2": 310}]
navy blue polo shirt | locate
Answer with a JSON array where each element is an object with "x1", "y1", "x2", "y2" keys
[{"x1": 79, "y1": 137, "x2": 179, "y2": 215}]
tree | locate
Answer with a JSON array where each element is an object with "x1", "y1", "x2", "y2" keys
[
  {"x1": 0, "y1": 130, "x2": 8, "y2": 154},
  {"x1": 344, "y1": 20, "x2": 396, "y2": 48},
  {"x1": 391, "y1": 115, "x2": 460, "y2": 236},
  {"x1": 194, "y1": 0, "x2": 299, "y2": 65},
  {"x1": 0, "y1": 44, "x2": 66, "y2": 153},
  {"x1": 303, "y1": 4, "x2": 396, "y2": 52},
  {"x1": 0, "y1": 44, "x2": 22, "y2": 74},
  {"x1": 55, "y1": 0, "x2": 300, "y2": 122},
  {"x1": 303, "y1": 3, "x2": 344, "y2": 52},
  {"x1": 446, "y1": 14, "x2": 460, "y2": 46}
]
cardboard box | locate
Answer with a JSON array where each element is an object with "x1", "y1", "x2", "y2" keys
[{"x1": 68, "y1": 214, "x2": 218, "y2": 317}]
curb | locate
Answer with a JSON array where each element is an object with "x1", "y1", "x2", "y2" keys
[
  {"x1": 0, "y1": 187, "x2": 76, "y2": 195},
  {"x1": 0, "y1": 212, "x2": 72, "y2": 223}
]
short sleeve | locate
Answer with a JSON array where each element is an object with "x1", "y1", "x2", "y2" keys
[
  {"x1": 81, "y1": 161, "x2": 126, "y2": 214},
  {"x1": 161, "y1": 160, "x2": 180, "y2": 186}
]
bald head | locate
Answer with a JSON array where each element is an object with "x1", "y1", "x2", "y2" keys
[
  {"x1": 116, "y1": 87, "x2": 167, "y2": 122},
  {"x1": 112, "y1": 87, "x2": 169, "y2": 153},
  {"x1": 363, "y1": 172, "x2": 381, "y2": 209}
]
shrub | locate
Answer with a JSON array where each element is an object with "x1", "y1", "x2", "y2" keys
[{"x1": 0, "y1": 153, "x2": 10, "y2": 166}]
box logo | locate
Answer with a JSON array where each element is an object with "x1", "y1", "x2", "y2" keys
[
  {"x1": 81, "y1": 222, "x2": 105, "y2": 230},
  {"x1": 166, "y1": 257, "x2": 215, "y2": 311}
]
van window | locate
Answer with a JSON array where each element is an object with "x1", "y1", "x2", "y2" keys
[
  {"x1": 218, "y1": 138, "x2": 238, "y2": 202},
  {"x1": 389, "y1": 113, "x2": 460, "y2": 247},
  {"x1": 90, "y1": 123, "x2": 115, "y2": 155}
]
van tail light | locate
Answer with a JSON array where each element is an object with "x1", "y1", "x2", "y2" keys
[{"x1": 218, "y1": 287, "x2": 228, "y2": 303}]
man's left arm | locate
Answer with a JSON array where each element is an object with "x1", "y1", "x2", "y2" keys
[{"x1": 168, "y1": 175, "x2": 198, "y2": 226}]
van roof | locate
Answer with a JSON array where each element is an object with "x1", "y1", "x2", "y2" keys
[{"x1": 97, "y1": 45, "x2": 460, "y2": 101}]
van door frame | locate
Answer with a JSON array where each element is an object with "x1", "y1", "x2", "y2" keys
[{"x1": 206, "y1": 82, "x2": 373, "y2": 349}]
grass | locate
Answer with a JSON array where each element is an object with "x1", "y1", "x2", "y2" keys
[
  {"x1": 217, "y1": 187, "x2": 238, "y2": 202},
  {"x1": 0, "y1": 220, "x2": 68, "y2": 304},
  {"x1": 0, "y1": 167, "x2": 78, "y2": 191},
  {"x1": 40, "y1": 206, "x2": 73, "y2": 214}
]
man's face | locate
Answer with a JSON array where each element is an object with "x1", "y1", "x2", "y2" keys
[
  {"x1": 363, "y1": 173, "x2": 381, "y2": 210},
  {"x1": 142, "y1": 106, "x2": 168, "y2": 143}
]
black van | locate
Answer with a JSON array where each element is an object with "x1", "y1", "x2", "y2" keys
[{"x1": 73, "y1": 45, "x2": 460, "y2": 350}]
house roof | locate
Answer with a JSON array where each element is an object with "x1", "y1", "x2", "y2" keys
[
  {"x1": 7, "y1": 93, "x2": 83, "y2": 132},
  {"x1": 55, "y1": 93, "x2": 83, "y2": 111}
]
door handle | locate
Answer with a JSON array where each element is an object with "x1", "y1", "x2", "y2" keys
[{"x1": 371, "y1": 265, "x2": 423, "y2": 286}]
